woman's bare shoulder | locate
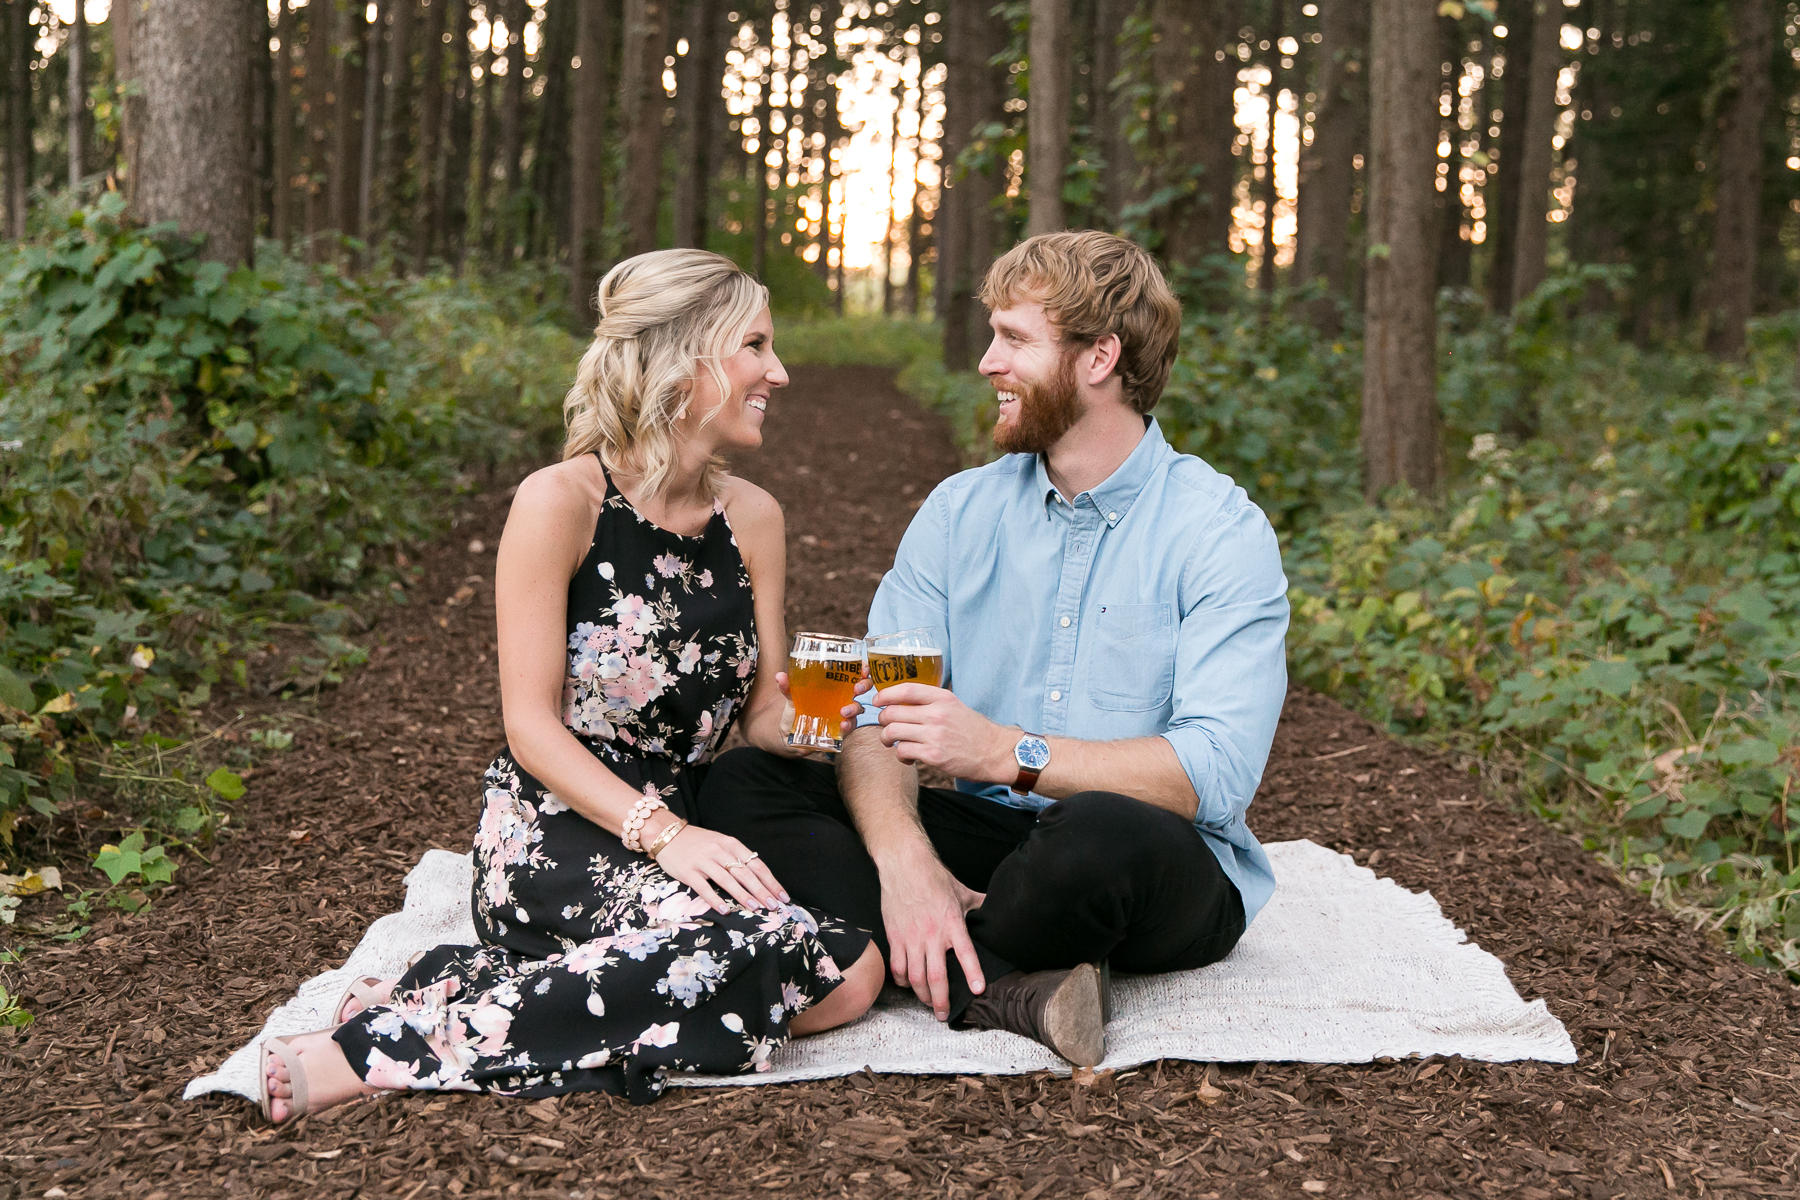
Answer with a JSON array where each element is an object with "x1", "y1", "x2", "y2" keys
[
  {"x1": 502, "y1": 459, "x2": 609, "y2": 559},
  {"x1": 511, "y1": 458, "x2": 605, "y2": 521},
  {"x1": 716, "y1": 473, "x2": 782, "y2": 530}
]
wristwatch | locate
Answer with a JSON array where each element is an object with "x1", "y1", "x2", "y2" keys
[{"x1": 1010, "y1": 731, "x2": 1051, "y2": 795}]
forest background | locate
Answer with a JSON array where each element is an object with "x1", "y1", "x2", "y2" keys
[{"x1": 2, "y1": 0, "x2": 1799, "y2": 1025}]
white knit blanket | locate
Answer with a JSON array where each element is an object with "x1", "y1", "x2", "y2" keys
[{"x1": 184, "y1": 839, "x2": 1574, "y2": 1103}]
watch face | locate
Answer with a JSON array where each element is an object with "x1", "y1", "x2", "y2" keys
[{"x1": 1016, "y1": 735, "x2": 1051, "y2": 771}]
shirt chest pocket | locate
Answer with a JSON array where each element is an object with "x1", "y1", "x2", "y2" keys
[{"x1": 1086, "y1": 603, "x2": 1175, "y2": 712}]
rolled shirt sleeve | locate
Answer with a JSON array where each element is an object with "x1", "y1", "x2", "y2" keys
[{"x1": 1160, "y1": 498, "x2": 1290, "y2": 834}]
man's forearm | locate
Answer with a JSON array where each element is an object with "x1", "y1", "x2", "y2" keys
[
  {"x1": 837, "y1": 725, "x2": 932, "y2": 866},
  {"x1": 1026, "y1": 735, "x2": 1200, "y2": 822}
]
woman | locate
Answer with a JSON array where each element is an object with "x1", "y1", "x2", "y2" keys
[{"x1": 261, "y1": 250, "x2": 883, "y2": 1120}]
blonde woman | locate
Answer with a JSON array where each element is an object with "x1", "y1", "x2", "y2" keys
[{"x1": 260, "y1": 250, "x2": 883, "y2": 1121}]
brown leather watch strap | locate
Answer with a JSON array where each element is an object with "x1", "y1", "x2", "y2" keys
[{"x1": 1010, "y1": 762, "x2": 1042, "y2": 795}]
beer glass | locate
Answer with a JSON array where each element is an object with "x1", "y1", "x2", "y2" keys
[
  {"x1": 866, "y1": 627, "x2": 945, "y2": 691},
  {"x1": 786, "y1": 632, "x2": 865, "y2": 751}
]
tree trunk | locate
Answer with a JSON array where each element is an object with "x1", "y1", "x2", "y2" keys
[
  {"x1": 902, "y1": 62, "x2": 925, "y2": 315},
  {"x1": 7, "y1": 0, "x2": 34, "y2": 235},
  {"x1": 621, "y1": 0, "x2": 667, "y2": 257},
  {"x1": 1256, "y1": 0, "x2": 1285, "y2": 296},
  {"x1": 936, "y1": 0, "x2": 972, "y2": 365},
  {"x1": 359, "y1": 0, "x2": 385, "y2": 241},
  {"x1": 697, "y1": 0, "x2": 730, "y2": 248},
  {"x1": 111, "y1": 0, "x2": 144, "y2": 201},
  {"x1": 440, "y1": 0, "x2": 474, "y2": 263},
  {"x1": 672, "y1": 0, "x2": 705, "y2": 249},
  {"x1": 1295, "y1": 0, "x2": 1368, "y2": 332},
  {"x1": 1435, "y1": 9, "x2": 1470, "y2": 289},
  {"x1": 1703, "y1": 0, "x2": 1771, "y2": 359},
  {"x1": 812, "y1": 0, "x2": 843, "y2": 296},
  {"x1": 329, "y1": 2, "x2": 363, "y2": 238},
  {"x1": 939, "y1": 0, "x2": 1007, "y2": 367},
  {"x1": 1026, "y1": 0, "x2": 1070, "y2": 238},
  {"x1": 1152, "y1": 0, "x2": 1239, "y2": 281},
  {"x1": 1093, "y1": 0, "x2": 1137, "y2": 227},
  {"x1": 136, "y1": 0, "x2": 256, "y2": 264},
  {"x1": 1509, "y1": 0, "x2": 1560, "y2": 309},
  {"x1": 495, "y1": 0, "x2": 528, "y2": 255},
  {"x1": 881, "y1": 78, "x2": 899, "y2": 312},
  {"x1": 67, "y1": 0, "x2": 86, "y2": 185},
  {"x1": 533, "y1": 0, "x2": 576, "y2": 260},
  {"x1": 473, "y1": 35, "x2": 498, "y2": 253},
  {"x1": 303, "y1": 0, "x2": 334, "y2": 244},
  {"x1": 1486, "y1": 0, "x2": 1531, "y2": 313},
  {"x1": 1360, "y1": 0, "x2": 1439, "y2": 501},
  {"x1": 412, "y1": 0, "x2": 446, "y2": 267},
  {"x1": 379, "y1": 0, "x2": 415, "y2": 246},
  {"x1": 273, "y1": 0, "x2": 294, "y2": 244},
  {"x1": 569, "y1": 0, "x2": 611, "y2": 318},
  {"x1": 251, "y1": 0, "x2": 272, "y2": 233}
]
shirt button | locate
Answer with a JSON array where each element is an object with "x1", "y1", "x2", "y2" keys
[
  {"x1": 1059, "y1": 616, "x2": 1071, "y2": 628},
  {"x1": 1050, "y1": 690, "x2": 1062, "y2": 701},
  {"x1": 1108, "y1": 511, "x2": 1118, "y2": 521}
]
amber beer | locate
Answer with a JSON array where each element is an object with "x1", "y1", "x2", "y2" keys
[
  {"x1": 866, "y1": 628, "x2": 945, "y2": 691},
  {"x1": 786, "y1": 633, "x2": 865, "y2": 751}
]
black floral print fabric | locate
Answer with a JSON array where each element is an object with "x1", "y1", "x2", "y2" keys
[{"x1": 332, "y1": 464, "x2": 867, "y2": 1103}]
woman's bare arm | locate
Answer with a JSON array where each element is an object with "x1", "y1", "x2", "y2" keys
[
  {"x1": 495, "y1": 462, "x2": 651, "y2": 828},
  {"x1": 718, "y1": 476, "x2": 804, "y2": 756}
]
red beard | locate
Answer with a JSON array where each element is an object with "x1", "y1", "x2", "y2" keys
[{"x1": 991, "y1": 350, "x2": 1081, "y2": 455}]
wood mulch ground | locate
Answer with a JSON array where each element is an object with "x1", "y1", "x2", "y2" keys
[{"x1": 3, "y1": 365, "x2": 1797, "y2": 1200}]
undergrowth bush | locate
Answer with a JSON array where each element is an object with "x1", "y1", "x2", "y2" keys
[
  {"x1": 0, "y1": 196, "x2": 575, "y2": 846},
  {"x1": 1285, "y1": 297, "x2": 1800, "y2": 973}
]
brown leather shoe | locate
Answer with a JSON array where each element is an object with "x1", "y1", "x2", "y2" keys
[{"x1": 960, "y1": 963, "x2": 1106, "y2": 1067}]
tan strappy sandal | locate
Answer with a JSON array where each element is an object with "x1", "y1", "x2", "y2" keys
[
  {"x1": 258, "y1": 1032, "x2": 316, "y2": 1123},
  {"x1": 331, "y1": 977, "x2": 394, "y2": 1025}
]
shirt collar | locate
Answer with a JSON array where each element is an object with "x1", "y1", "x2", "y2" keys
[{"x1": 1036, "y1": 416, "x2": 1168, "y2": 527}]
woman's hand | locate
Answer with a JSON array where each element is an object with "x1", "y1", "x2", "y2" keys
[
  {"x1": 771, "y1": 670, "x2": 870, "y2": 756},
  {"x1": 647, "y1": 816, "x2": 790, "y2": 913}
]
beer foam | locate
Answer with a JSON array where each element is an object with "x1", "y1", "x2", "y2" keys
[{"x1": 789, "y1": 651, "x2": 865, "y2": 665}]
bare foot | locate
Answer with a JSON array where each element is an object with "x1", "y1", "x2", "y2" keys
[
  {"x1": 264, "y1": 1029, "x2": 380, "y2": 1123},
  {"x1": 335, "y1": 977, "x2": 401, "y2": 1024}
]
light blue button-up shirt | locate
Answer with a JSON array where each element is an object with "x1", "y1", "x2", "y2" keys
[{"x1": 857, "y1": 417, "x2": 1288, "y2": 926}]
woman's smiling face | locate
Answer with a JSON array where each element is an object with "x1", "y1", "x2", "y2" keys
[{"x1": 684, "y1": 307, "x2": 787, "y2": 454}]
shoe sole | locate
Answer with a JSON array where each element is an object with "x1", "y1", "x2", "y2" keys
[{"x1": 1043, "y1": 963, "x2": 1106, "y2": 1068}]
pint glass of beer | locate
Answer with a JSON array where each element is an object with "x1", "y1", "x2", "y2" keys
[
  {"x1": 786, "y1": 632, "x2": 866, "y2": 751},
  {"x1": 866, "y1": 627, "x2": 945, "y2": 691}
]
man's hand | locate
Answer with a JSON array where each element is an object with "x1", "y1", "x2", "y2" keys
[
  {"x1": 879, "y1": 842, "x2": 987, "y2": 1020},
  {"x1": 872, "y1": 683, "x2": 1017, "y2": 783}
]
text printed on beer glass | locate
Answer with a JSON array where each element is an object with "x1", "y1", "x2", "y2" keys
[
  {"x1": 866, "y1": 627, "x2": 945, "y2": 692},
  {"x1": 786, "y1": 632, "x2": 865, "y2": 751}
]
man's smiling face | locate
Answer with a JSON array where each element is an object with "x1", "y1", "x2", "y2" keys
[{"x1": 979, "y1": 301, "x2": 1083, "y2": 455}]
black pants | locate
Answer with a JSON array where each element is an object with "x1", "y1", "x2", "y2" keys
[{"x1": 694, "y1": 748, "x2": 1246, "y2": 1022}]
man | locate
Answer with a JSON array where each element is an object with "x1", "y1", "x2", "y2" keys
[{"x1": 699, "y1": 231, "x2": 1288, "y2": 1066}]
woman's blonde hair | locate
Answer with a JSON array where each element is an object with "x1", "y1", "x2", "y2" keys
[{"x1": 562, "y1": 249, "x2": 770, "y2": 497}]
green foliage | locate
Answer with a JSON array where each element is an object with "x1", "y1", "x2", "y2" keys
[
  {"x1": 1280, "y1": 294, "x2": 1800, "y2": 972},
  {"x1": 92, "y1": 831, "x2": 175, "y2": 887},
  {"x1": 0, "y1": 983, "x2": 30, "y2": 1030},
  {"x1": 1153, "y1": 296, "x2": 1362, "y2": 531},
  {"x1": 0, "y1": 196, "x2": 576, "y2": 838}
]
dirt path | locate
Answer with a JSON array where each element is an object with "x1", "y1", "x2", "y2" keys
[{"x1": 3, "y1": 365, "x2": 1796, "y2": 1199}]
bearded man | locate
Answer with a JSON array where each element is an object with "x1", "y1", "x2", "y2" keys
[{"x1": 697, "y1": 231, "x2": 1289, "y2": 1066}]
